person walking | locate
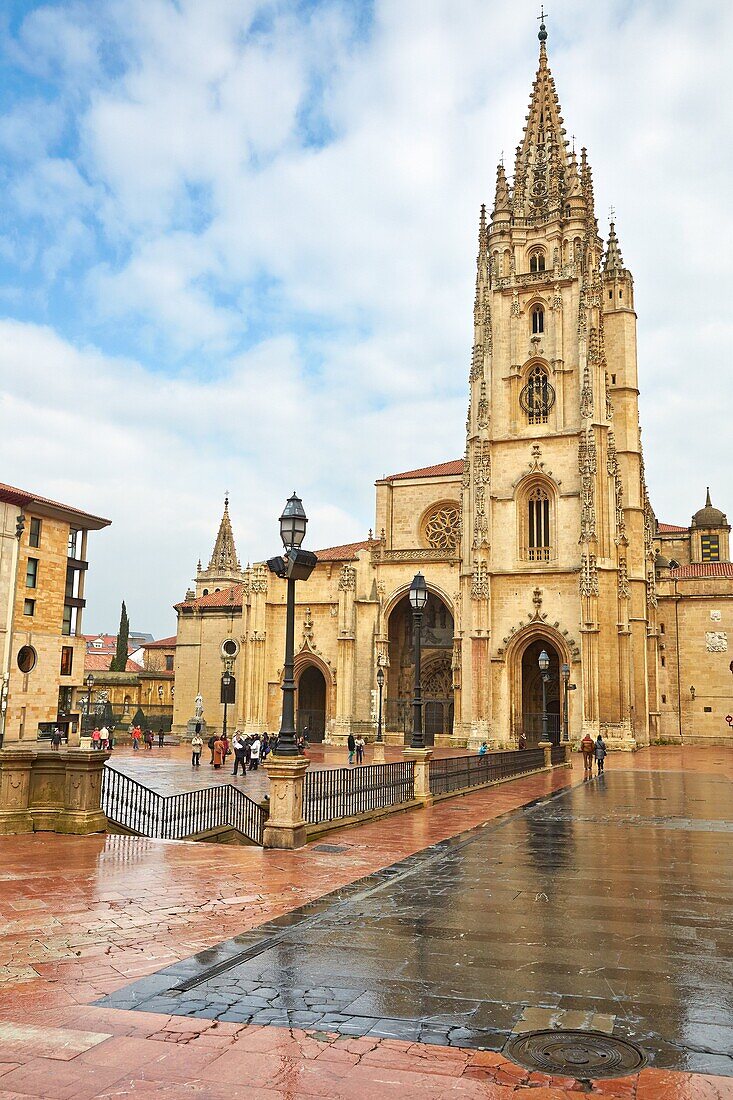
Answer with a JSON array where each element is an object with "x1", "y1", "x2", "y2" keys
[
  {"x1": 212, "y1": 735, "x2": 224, "y2": 769},
  {"x1": 261, "y1": 732, "x2": 270, "y2": 761},
  {"x1": 91, "y1": 726, "x2": 101, "y2": 750},
  {"x1": 144, "y1": 728, "x2": 153, "y2": 751},
  {"x1": 478, "y1": 741, "x2": 488, "y2": 757},
  {"x1": 208, "y1": 733, "x2": 216, "y2": 765},
  {"x1": 131, "y1": 725, "x2": 141, "y2": 751},
  {"x1": 518, "y1": 732, "x2": 527, "y2": 750},
  {"x1": 191, "y1": 732, "x2": 203, "y2": 768},
  {"x1": 158, "y1": 727, "x2": 165, "y2": 749},
  {"x1": 231, "y1": 732, "x2": 246, "y2": 777},
  {"x1": 581, "y1": 733, "x2": 594, "y2": 775},
  {"x1": 347, "y1": 732, "x2": 356, "y2": 765},
  {"x1": 51, "y1": 727, "x2": 63, "y2": 751},
  {"x1": 594, "y1": 734, "x2": 607, "y2": 775},
  {"x1": 99, "y1": 725, "x2": 109, "y2": 751},
  {"x1": 355, "y1": 735, "x2": 365, "y2": 765},
  {"x1": 250, "y1": 735, "x2": 261, "y2": 771}
]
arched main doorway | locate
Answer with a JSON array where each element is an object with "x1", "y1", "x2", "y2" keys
[
  {"x1": 386, "y1": 591, "x2": 454, "y2": 745},
  {"x1": 520, "y1": 638, "x2": 561, "y2": 745},
  {"x1": 297, "y1": 665, "x2": 327, "y2": 743}
]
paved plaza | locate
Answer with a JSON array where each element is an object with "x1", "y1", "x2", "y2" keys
[{"x1": 0, "y1": 748, "x2": 730, "y2": 1098}]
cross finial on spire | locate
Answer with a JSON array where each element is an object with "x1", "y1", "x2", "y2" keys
[
  {"x1": 499, "y1": 149, "x2": 504, "y2": 167},
  {"x1": 537, "y1": 6, "x2": 548, "y2": 42},
  {"x1": 609, "y1": 204, "x2": 615, "y2": 222}
]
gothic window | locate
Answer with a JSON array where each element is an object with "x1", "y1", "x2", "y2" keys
[
  {"x1": 519, "y1": 364, "x2": 555, "y2": 424},
  {"x1": 423, "y1": 503, "x2": 460, "y2": 552},
  {"x1": 503, "y1": 249, "x2": 511, "y2": 275},
  {"x1": 531, "y1": 305, "x2": 544, "y2": 334},
  {"x1": 529, "y1": 250, "x2": 546, "y2": 273},
  {"x1": 520, "y1": 484, "x2": 553, "y2": 563}
]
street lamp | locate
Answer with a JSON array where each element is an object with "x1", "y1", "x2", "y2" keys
[
  {"x1": 221, "y1": 669, "x2": 232, "y2": 741},
  {"x1": 266, "y1": 493, "x2": 317, "y2": 757},
  {"x1": 538, "y1": 649, "x2": 550, "y2": 743},
  {"x1": 85, "y1": 673, "x2": 95, "y2": 734},
  {"x1": 409, "y1": 573, "x2": 429, "y2": 749},
  {"x1": 561, "y1": 663, "x2": 570, "y2": 742},
  {"x1": 376, "y1": 664, "x2": 385, "y2": 745}
]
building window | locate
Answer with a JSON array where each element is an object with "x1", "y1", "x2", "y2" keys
[
  {"x1": 660, "y1": 624, "x2": 665, "y2": 634},
  {"x1": 24, "y1": 598, "x2": 35, "y2": 616},
  {"x1": 619, "y1": 290, "x2": 623, "y2": 299},
  {"x1": 611, "y1": 374, "x2": 616, "y2": 384},
  {"x1": 661, "y1": 694, "x2": 667, "y2": 704},
  {"x1": 661, "y1": 656, "x2": 666, "y2": 668},
  {"x1": 68, "y1": 528, "x2": 80, "y2": 559},
  {"x1": 520, "y1": 483, "x2": 553, "y2": 563},
  {"x1": 29, "y1": 517, "x2": 41, "y2": 547},
  {"x1": 62, "y1": 605, "x2": 74, "y2": 636},
  {"x1": 165, "y1": 655, "x2": 174, "y2": 671},
  {"x1": 520, "y1": 364, "x2": 555, "y2": 425},
  {"x1": 60, "y1": 646, "x2": 73, "y2": 676},
  {"x1": 17, "y1": 645, "x2": 37, "y2": 673},
  {"x1": 531, "y1": 305, "x2": 544, "y2": 334},
  {"x1": 700, "y1": 535, "x2": 720, "y2": 562},
  {"x1": 26, "y1": 558, "x2": 38, "y2": 588},
  {"x1": 609, "y1": 290, "x2": 612, "y2": 300},
  {"x1": 529, "y1": 250, "x2": 546, "y2": 273},
  {"x1": 704, "y1": 706, "x2": 712, "y2": 713},
  {"x1": 202, "y1": 588, "x2": 209, "y2": 595}
]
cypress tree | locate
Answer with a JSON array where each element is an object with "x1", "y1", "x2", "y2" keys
[{"x1": 110, "y1": 601, "x2": 130, "y2": 671}]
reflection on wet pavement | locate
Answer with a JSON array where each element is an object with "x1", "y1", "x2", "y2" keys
[{"x1": 102, "y1": 769, "x2": 733, "y2": 1076}]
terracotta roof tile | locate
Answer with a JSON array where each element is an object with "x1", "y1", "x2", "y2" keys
[
  {"x1": 141, "y1": 635, "x2": 177, "y2": 648},
  {"x1": 667, "y1": 563, "x2": 733, "y2": 579},
  {"x1": 382, "y1": 459, "x2": 463, "y2": 482},
  {"x1": 315, "y1": 540, "x2": 372, "y2": 562},
  {"x1": 0, "y1": 481, "x2": 110, "y2": 527},
  {"x1": 84, "y1": 653, "x2": 141, "y2": 673},
  {"x1": 658, "y1": 523, "x2": 689, "y2": 534},
  {"x1": 175, "y1": 584, "x2": 244, "y2": 611}
]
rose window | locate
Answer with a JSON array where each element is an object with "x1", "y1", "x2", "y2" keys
[{"x1": 424, "y1": 505, "x2": 460, "y2": 551}]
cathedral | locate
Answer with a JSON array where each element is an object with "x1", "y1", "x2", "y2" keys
[{"x1": 172, "y1": 24, "x2": 732, "y2": 751}]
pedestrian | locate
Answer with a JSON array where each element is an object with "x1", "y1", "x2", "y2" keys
[
  {"x1": 91, "y1": 726, "x2": 101, "y2": 750},
  {"x1": 594, "y1": 734, "x2": 607, "y2": 775},
  {"x1": 144, "y1": 728, "x2": 153, "y2": 751},
  {"x1": 191, "y1": 731, "x2": 203, "y2": 767},
  {"x1": 581, "y1": 732, "x2": 594, "y2": 774},
  {"x1": 261, "y1": 732, "x2": 270, "y2": 760},
  {"x1": 231, "y1": 732, "x2": 246, "y2": 776},
  {"x1": 108, "y1": 726, "x2": 115, "y2": 751},
  {"x1": 250, "y1": 735, "x2": 261, "y2": 770},
  {"x1": 208, "y1": 734, "x2": 216, "y2": 765},
  {"x1": 213, "y1": 735, "x2": 224, "y2": 769},
  {"x1": 355, "y1": 735, "x2": 365, "y2": 764},
  {"x1": 131, "y1": 725, "x2": 141, "y2": 751},
  {"x1": 158, "y1": 727, "x2": 164, "y2": 748},
  {"x1": 99, "y1": 725, "x2": 109, "y2": 751},
  {"x1": 347, "y1": 732, "x2": 356, "y2": 765},
  {"x1": 478, "y1": 741, "x2": 488, "y2": 757},
  {"x1": 51, "y1": 727, "x2": 62, "y2": 751},
  {"x1": 518, "y1": 732, "x2": 527, "y2": 750}
]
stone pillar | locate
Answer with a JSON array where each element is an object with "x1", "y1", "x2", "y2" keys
[
  {"x1": 0, "y1": 747, "x2": 109, "y2": 835},
  {"x1": 262, "y1": 755, "x2": 310, "y2": 849},
  {"x1": 563, "y1": 742, "x2": 573, "y2": 765},
  {"x1": 372, "y1": 740, "x2": 386, "y2": 765},
  {"x1": 538, "y1": 740, "x2": 553, "y2": 769},
  {"x1": 0, "y1": 749, "x2": 34, "y2": 834},
  {"x1": 403, "y1": 747, "x2": 433, "y2": 806}
]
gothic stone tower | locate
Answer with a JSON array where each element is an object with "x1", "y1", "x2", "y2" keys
[{"x1": 459, "y1": 21, "x2": 658, "y2": 750}]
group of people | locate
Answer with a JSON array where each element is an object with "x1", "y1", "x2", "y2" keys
[
  {"x1": 189, "y1": 730, "x2": 276, "y2": 773},
  {"x1": 90, "y1": 725, "x2": 113, "y2": 750},
  {"x1": 346, "y1": 733, "x2": 366, "y2": 765},
  {"x1": 581, "y1": 733, "x2": 607, "y2": 775}
]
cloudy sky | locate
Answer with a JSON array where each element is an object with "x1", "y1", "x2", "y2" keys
[{"x1": 0, "y1": 0, "x2": 730, "y2": 637}]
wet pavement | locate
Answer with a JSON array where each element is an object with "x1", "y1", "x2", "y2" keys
[
  {"x1": 100, "y1": 768, "x2": 733, "y2": 1077},
  {"x1": 0, "y1": 747, "x2": 730, "y2": 1097}
]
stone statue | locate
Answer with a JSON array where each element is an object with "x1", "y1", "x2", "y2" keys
[{"x1": 194, "y1": 693, "x2": 204, "y2": 718}]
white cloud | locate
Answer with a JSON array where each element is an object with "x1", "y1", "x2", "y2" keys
[{"x1": 0, "y1": 0, "x2": 731, "y2": 634}]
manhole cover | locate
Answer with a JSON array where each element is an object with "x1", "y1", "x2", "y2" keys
[
  {"x1": 312, "y1": 843, "x2": 349, "y2": 853},
  {"x1": 505, "y1": 1030, "x2": 646, "y2": 1080}
]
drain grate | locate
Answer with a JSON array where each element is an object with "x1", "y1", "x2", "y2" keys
[
  {"x1": 312, "y1": 843, "x2": 349, "y2": 853},
  {"x1": 504, "y1": 1029, "x2": 646, "y2": 1081}
]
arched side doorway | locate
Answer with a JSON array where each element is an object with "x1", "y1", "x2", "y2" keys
[
  {"x1": 386, "y1": 591, "x2": 454, "y2": 745},
  {"x1": 296, "y1": 665, "x2": 327, "y2": 743},
  {"x1": 520, "y1": 638, "x2": 561, "y2": 745}
]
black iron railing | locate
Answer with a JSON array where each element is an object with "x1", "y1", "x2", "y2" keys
[
  {"x1": 550, "y1": 743, "x2": 567, "y2": 766},
  {"x1": 303, "y1": 761, "x2": 415, "y2": 825},
  {"x1": 429, "y1": 748, "x2": 546, "y2": 797},
  {"x1": 101, "y1": 765, "x2": 266, "y2": 845}
]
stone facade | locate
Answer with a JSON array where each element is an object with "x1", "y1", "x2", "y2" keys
[{"x1": 172, "y1": 30, "x2": 732, "y2": 751}]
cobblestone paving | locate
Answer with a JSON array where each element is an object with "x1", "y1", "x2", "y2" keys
[{"x1": 0, "y1": 748, "x2": 729, "y2": 1097}]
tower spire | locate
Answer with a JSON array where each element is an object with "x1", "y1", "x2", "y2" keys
[
  {"x1": 604, "y1": 219, "x2": 625, "y2": 274},
  {"x1": 208, "y1": 494, "x2": 241, "y2": 573}
]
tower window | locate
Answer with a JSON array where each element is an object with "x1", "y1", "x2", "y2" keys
[
  {"x1": 611, "y1": 374, "x2": 616, "y2": 384},
  {"x1": 700, "y1": 535, "x2": 720, "y2": 562},
  {"x1": 523, "y1": 485, "x2": 552, "y2": 562},
  {"x1": 619, "y1": 290, "x2": 623, "y2": 299},
  {"x1": 609, "y1": 290, "x2": 613, "y2": 300},
  {"x1": 529, "y1": 251, "x2": 546, "y2": 273},
  {"x1": 520, "y1": 364, "x2": 555, "y2": 424},
  {"x1": 531, "y1": 305, "x2": 544, "y2": 335}
]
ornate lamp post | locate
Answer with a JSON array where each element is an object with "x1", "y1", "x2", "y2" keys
[
  {"x1": 85, "y1": 673, "x2": 95, "y2": 734},
  {"x1": 221, "y1": 669, "x2": 232, "y2": 741},
  {"x1": 376, "y1": 665, "x2": 385, "y2": 745},
  {"x1": 266, "y1": 493, "x2": 317, "y2": 758},
  {"x1": 561, "y1": 663, "x2": 570, "y2": 742},
  {"x1": 538, "y1": 649, "x2": 550, "y2": 743},
  {"x1": 409, "y1": 573, "x2": 429, "y2": 750}
]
